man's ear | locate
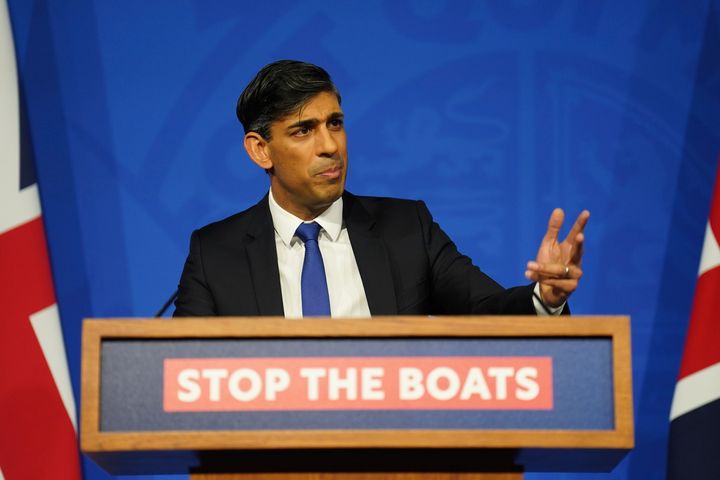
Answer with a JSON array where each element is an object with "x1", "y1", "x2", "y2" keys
[{"x1": 244, "y1": 132, "x2": 273, "y2": 171}]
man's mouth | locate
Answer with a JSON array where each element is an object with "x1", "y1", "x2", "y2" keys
[{"x1": 317, "y1": 165, "x2": 342, "y2": 179}]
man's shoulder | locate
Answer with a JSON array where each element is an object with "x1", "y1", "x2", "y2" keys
[
  {"x1": 345, "y1": 193, "x2": 429, "y2": 222},
  {"x1": 347, "y1": 193, "x2": 423, "y2": 213}
]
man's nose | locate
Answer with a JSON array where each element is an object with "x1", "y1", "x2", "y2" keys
[{"x1": 315, "y1": 126, "x2": 338, "y2": 157}]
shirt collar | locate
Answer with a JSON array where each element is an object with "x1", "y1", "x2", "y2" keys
[{"x1": 268, "y1": 189, "x2": 344, "y2": 247}]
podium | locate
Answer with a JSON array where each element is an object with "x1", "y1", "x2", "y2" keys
[{"x1": 80, "y1": 316, "x2": 633, "y2": 479}]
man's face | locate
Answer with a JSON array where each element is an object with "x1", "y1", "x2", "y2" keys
[{"x1": 263, "y1": 91, "x2": 347, "y2": 220}]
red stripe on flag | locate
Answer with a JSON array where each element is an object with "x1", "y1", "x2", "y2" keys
[
  {"x1": 678, "y1": 267, "x2": 720, "y2": 379},
  {"x1": 0, "y1": 217, "x2": 81, "y2": 479},
  {"x1": 678, "y1": 157, "x2": 720, "y2": 380}
]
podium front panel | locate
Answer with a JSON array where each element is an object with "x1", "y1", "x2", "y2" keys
[{"x1": 81, "y1": 316, "x2": 633, "y2": 474}]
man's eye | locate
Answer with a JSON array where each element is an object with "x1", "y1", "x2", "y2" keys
[
  {"x1": 294, "y1": 127, "x2": 311, "y2": 136},
  {"x1": 329, "y1": 119, "x2": 344, "y2": 129}
]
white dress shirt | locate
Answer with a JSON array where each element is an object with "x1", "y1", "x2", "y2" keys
[
  {"x1": 268, "y1": 190, "x2": 371, "y2": 318},
  {"x1": 533, "y1": 282, "x2": 564, "y2": 315},
  {"x1": 268, "y1": 189, "x2": 562, "y2": 318}
]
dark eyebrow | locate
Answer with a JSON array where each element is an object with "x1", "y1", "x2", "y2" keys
[
  {"x1": 286, "y1": 112, "x2": 344, "y2": 130},
  {"x1": 286, "y1": 118, "x2": 319, "y2": 131}
]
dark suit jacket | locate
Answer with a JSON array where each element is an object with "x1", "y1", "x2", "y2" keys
[{"x1": 174, "y1": 192, "x2": 540, "y2": 317}]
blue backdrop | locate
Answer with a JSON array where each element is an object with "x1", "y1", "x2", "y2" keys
[{"x1": 7, "y1": 1, "x2": 720, "y2": 479}]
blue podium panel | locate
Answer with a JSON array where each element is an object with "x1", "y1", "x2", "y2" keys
[{"x1": 100, "y1": 337, "x2": 613, "y2": 432}]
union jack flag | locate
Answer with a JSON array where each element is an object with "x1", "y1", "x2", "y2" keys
[
  {"x1": 0, "y1": 1, "x2": 81, "y2": 478},
  {"x1": 667, "y1": 157, "x2": 720, "y2": 479}
]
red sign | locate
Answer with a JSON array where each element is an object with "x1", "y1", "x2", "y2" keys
[{"x1": 163, "y1": 356, "x2": 553, "y2": 412}]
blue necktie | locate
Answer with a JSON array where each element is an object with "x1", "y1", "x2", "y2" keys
[{"x1": 295, "y1": 222, "x2": 331, "y2": 316}]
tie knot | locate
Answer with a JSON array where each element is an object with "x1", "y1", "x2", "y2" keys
[{"x1": 295, "y1": 222, "x2": 322, "y2": 243}]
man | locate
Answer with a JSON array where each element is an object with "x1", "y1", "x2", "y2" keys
[{"x1": 174, "y1": 60, "x2": 588, "y2": 318}]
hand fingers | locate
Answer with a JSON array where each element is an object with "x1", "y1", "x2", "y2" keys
[
  {"x1": 525, "y1": 272, "x2": 582, "y2": 289},
  {"x1": 543, "y1": 208, "x2": 565, "y2": 243},
  {"x1": 526, "y1": 261, "x2": 582, "y2": 281},
  {"x1": 536, "y1": 278, "x2": 579, "y2": 292},
  {"x1": 570, "y1": 232, "x2": 585, "y2": 265},
  {"x1": 564, "y1": 210, "x2": 590, "y2": 244}
]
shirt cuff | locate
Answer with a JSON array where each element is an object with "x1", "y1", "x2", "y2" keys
[{"x1": 533, "y1": 283, "x2": 565, "y2": 316}]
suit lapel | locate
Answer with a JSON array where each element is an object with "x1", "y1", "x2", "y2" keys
[
  {"x1": 245, "y1": 196, "x2": 284, "y2": 316},
  {"x1": 344, "y1": 193, "x2": 398, "y2": 315}
]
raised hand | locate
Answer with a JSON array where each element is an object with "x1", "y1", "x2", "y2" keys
[{"x1": 525, "y1": 208, "x2": 590, "y2": 308}]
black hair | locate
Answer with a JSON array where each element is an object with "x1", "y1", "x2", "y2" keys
[{"x1": 236, "y1": 60, "x2": 341, "y2": 140}]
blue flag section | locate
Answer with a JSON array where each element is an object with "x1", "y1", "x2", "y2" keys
[
  {"x1": 668, "y1": 399, "x2": 720, "y2": 479},
  {"x1": 5, "y1": 1, "x2": 720, "y2": 479}
]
